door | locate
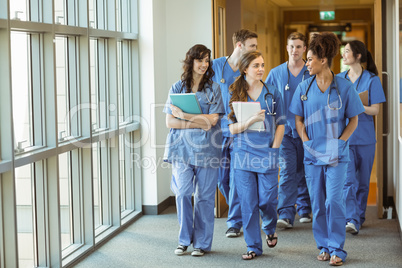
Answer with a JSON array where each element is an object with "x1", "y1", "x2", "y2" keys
[{"x1": 212, "y1": 0, "x2": 228, "y2": 218}]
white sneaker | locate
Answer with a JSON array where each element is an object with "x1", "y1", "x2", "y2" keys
[
  {"x1": 299, "y1": 214, "x2": 312, "y2": 223},
  {"x1": 346, "y1": 222, "x2": 358, "y2": 234},
  {"x1": 277, "y1": 219, "x2": 293, "y2": 229},
  {"x1": 191, "y1": 248, "x2": 205, "y2": 256},
  {"x1": 174, "y1": 245, "x2": 188, "y2": 255}
]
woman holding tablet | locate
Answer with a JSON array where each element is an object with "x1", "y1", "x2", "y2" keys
[
  {"x1": 228, "y1": 51, "x2": 285, "y2": 260},
  {"x1": 163, "y1": 44, "x2": 224, "y2": 257}
]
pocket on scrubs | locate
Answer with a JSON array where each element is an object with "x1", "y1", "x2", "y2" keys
[
  {"x1": 303, "y1": 138, "x2": 348, "y2": 165},
  {"x1": 233, "y1": 146, "x2": 279, "y2": 173}
]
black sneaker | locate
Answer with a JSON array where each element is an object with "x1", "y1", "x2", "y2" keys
[
  {"x1": 277, "y1": 218, "x2": 293, "y2": 229},
  {"x1": 174, "y1": 245, "x2": 188, "y2": 255},
  {"x1": 225, "y1": 227, "x2": 240, "y2": 237}
]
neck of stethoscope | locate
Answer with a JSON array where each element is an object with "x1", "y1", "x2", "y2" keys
[
  {"x1": 286, "y1": 61, "x2": 308, "y2": 90},
  {"x1": 346, "y1": 66, "x2": 363, "y2": 90}
]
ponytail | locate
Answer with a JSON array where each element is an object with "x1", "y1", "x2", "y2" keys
[
  {"x1": 228, "y1": 75, "x2": 249, "y2": 122},
  {"x1": 366, "y1": 51, "x2": 378, "y2": 76}
]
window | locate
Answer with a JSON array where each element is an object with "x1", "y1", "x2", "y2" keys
[
  {"x1": 15, "y1": 164, "x2": 35, "y2": 267},
  {"x1": 11, "y1": 32, "x2": 44, "y2": 154},
  {"x1": 93, "y1": 141, "x2": 111, "y2": 232},
  {"x1": 59, "y1": 152, "x2": 73, "y2": 250},
  {"x1": 2, "y1": 0, "x2": 140, "y2": 266},
  {"x1": 55, "y1": 36, "x2": 80, "y2": 141},
  {"x1": 10, "y1": 0, "x2": 28, "y2": 21},
  {"x1": 90, "y1": 38, "x2": 109, "y2": 131}
]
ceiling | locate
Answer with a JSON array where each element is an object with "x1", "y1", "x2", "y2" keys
[{"x1": 269, "y1": 0, "x2": 375, "y2": 8}]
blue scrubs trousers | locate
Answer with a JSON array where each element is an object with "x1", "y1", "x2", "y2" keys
[
  {"x1": 344, "y1": 144, "x2": 376, "y2": 228},
  {"x1": 305, "y1": 163, "x2": 348, "y2": 262},
  {"x1": 296, "y1": 176, "x2": 311, "y2": 216},
  {"x1": 218, "y1": 136, "x2": 242, "y2": 229},
  {"x1": 171, "y1": 162, "x2": 218, "y2": 251},
  {"x1": 278, "y1": 135, "x2": 311, "y2": 223},
  {"x1": 234, "y1": 168, "x2": 278, "y2": 256}
]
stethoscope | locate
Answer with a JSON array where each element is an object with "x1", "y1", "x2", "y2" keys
[
  {"x1": 344, "y1": 67, "x2": 363, "y2": 91},
  {"x1": 300, "y1": 72, "x2": 342, "y2": 110},
  {"x1": 220, "y1": 55, "x2": 231, "y2": 84},
  {"x1": 205, "y1": 87, "x2": 217, "y2": 105},
  {"x1": 285, "y1": 61, "x2": 309, "y2": 91},
  {"x1": 261, "y1": 80, "x2": 276, "y2": 115}
]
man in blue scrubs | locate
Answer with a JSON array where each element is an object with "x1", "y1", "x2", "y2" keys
[
  {"x1": 265, "y1": 32, "x2": 312, "y2": 229},
  {"x1": 212, "y1": 29, "x2": 258, "y2": 237}
]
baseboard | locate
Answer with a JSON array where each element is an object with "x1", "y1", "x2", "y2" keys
[
  {"x1": 142, "y1": 196, "x2": 175, "y2": 215},
  {"x1": 396, "y1": 208, "x2": 402, "y2": 241}
]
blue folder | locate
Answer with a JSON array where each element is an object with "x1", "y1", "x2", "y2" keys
[{"x1": 170, "y1": 93, "x2": 202, "y2": 114}]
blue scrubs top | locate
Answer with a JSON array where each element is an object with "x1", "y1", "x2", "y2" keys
[
  {"x1": 163, "y1": 80, "x2": 225, "y2": 167},
  {"x1": 229, "y1": 83, "x2": 286, "y2": 173},
  {"x1": 265, "y1": 62, "x2": 311, "y2": 138},
  {"x1": 289, "y1": 76, "x2": 365, "y2": 165},
  {"x1": 212, "y1": 56, "x2": 240, "y2": 137},
  {"x1": 337, "y1": 70, "x2": 386, "y2": 145}
]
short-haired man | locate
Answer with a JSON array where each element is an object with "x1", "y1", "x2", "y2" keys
[
  {"x1": 212, "y1": 29, "x2": 258, "y2": 237},
  {"x1": 265, "y1": 32, "x2": 312, "y2": 229}
]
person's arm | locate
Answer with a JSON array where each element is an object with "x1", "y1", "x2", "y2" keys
[
  {"x1": 166, "y1": 114, "x2": 211, "y2": 131},
  {"x1": 170, "y1": 104, "x2": 219, "y2": 130},
  {"x1": 339, "y1": 115, "x2": 358, "y2": 141},
  {"x1": 295, "y1": 115, "x2": 309, "y2": 142},
  {"x1": 229, "y1": 110, "x2": 265, "y2": 135},
  {"x1": 272, "y1": 125, "x2": 285, "y2": 148},
  {"x1": 363, "y1": 103, "x2": 380, "y2": 116}
]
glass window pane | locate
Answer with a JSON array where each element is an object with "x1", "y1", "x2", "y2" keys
[
  {"x1": 89, "y1": 0, "x2": 96, "y2": 28},
  {"x1": 10, "y1": 0, "x2": 28, "y2": 21},
  {"x1": 90, "y1": 39, "x2": 98, "y2": 129},
  {"x1": 54, "y1": 0, "x2": 66, "y2": 25},
  {"x1": 11, "y1": 32, "x2": 33, "y2": 152},
  {"x1": 117, "y1": 41, "x2": 124, "y2": 123},
  {"x1": 119, "y1": 135, "x2": 126, "y2": 212},
  {"x1": 55, "y1": 36, "x2": 71, "y2": 140},
  {"x1": 116, "y1": 0, "x2": 121, "y2": 32},
  {"x1": 92, "y1": 142, "x2": 101, "y2": 228},
  {"x1": 90, "y1": 38, "x2": 109, "y2": 131},
  {"x1": 59, "y1": 152, "x2": 73, "y2": 250},
  {"x1": 15, "y1": 164, "x2": 35, "y2": 267}
]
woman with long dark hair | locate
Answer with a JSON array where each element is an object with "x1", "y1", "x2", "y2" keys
[
  {"x1": 163, "y1": 44, "x2": 224, "y2": 256},
  {"x1": 228, "y1": 51, "x2": 285, "y2": 260},
  {"x1": 338, "y1": 40, "x2": 386, "y2": 234},
  {"x1": 290, "y1": 33, "x2": 365, "y2": 266}
]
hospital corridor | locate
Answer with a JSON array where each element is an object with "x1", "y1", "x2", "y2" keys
[{"x1": 0, "y1": 0, "x2": 401, "y2": 267}]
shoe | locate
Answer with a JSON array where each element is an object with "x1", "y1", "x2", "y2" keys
[
  {"x1": 299, "y1": 213, "x2": 312, "y2": 223},
  {"x1": 329, "y1": 255, "x2": 343, "y2": 266},
  {"x1": 191, "y1": 248, "x2": 205, "y2": 256},
  {"x1": 174, "y1": 245, "x2": 188, "y2": 255},
  {"x1": 277, "y1": 218, "x2": 293, "y2": 229},
  {"x1": 346, "y1": 222, "x2": 358, "y2": 234},
  {"x1": 225, "y1": 227, "x2": 240, "y2": 237},
  {"x1": 242, "y1": 251, "x2": 256, "y2": 260}
]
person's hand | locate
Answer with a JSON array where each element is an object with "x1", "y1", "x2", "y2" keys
[
  {"x1": 171, "y1": 104, "x2": 184, "y2": 119},
  {"x1": 201, "y1": 124, "x2": 212, "y2": 131},
  {"x1": 251, "y1": 109, "x2": 265, "y2": 123}
]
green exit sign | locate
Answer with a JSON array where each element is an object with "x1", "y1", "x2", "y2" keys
[{"x1": 320, "y1": 11, "x2": 335, "y2": 20}]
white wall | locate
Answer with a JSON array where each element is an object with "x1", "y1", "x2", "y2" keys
[{"x1": 139, "y1": 0, "x2": 213, "y2": 207}]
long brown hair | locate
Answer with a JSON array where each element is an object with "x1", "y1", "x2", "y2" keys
[
  {"x1": 228, "y1": 51, "x2": 263, "y2": 122},
  {"x1": 181, "y1": 44, "x2": 214, "y2": 93}
]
